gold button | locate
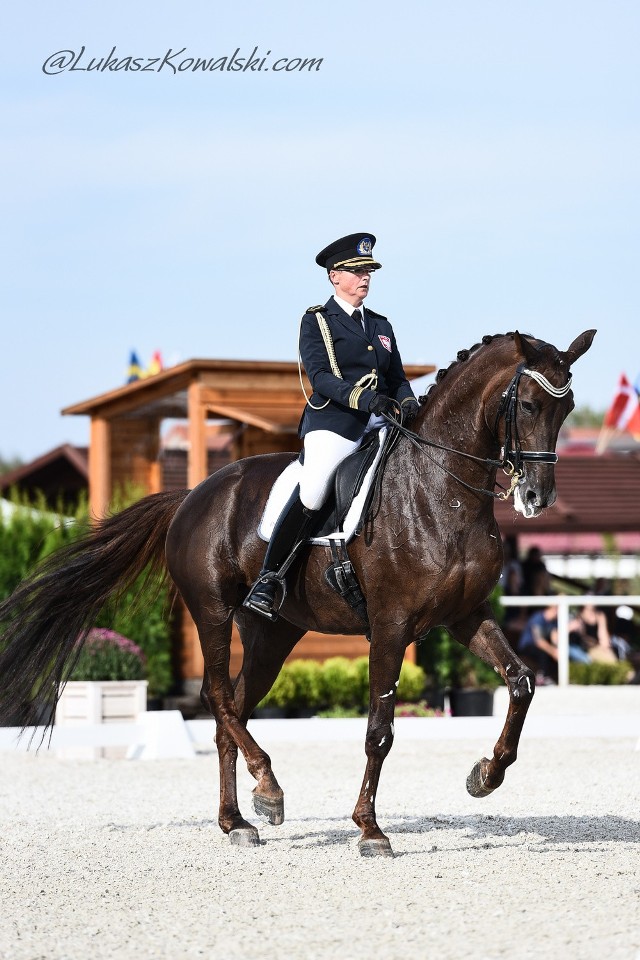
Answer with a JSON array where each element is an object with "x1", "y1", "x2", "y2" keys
[{"x1": 367, "y1": 345, "x2": 373, "y2": 351}]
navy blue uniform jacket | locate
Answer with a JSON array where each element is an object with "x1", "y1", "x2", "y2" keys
[{"x1": 298, "y1": 297, "x2": 416, "y2": 441}]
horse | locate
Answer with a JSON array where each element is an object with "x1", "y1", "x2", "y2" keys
[{"x1": 0, "y1": 329, "x2": 595, "y2": 857}]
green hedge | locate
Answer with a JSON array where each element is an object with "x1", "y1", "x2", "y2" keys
[
  {"x1": 0, "y1": 491, "x2": 173, "y2": 696},
  {"x1": 258, "y1": 656, "x2": 426, "y2": 711},
  {"x1": 569, "y1": 661, "x2": 632, "y2": 685}
]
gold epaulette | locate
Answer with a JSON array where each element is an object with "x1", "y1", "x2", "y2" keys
[{"x1": 306, "y1": 304, "x2": 326, "y2": 313}]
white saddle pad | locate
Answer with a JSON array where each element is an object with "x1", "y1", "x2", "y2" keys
[{"x1": 258, "y1": 427, "x2": 388, "y2": 546}]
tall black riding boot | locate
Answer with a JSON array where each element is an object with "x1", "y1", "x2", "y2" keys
[{"x1": 243, "y1": 486, "x2": 318, "y2": 621}]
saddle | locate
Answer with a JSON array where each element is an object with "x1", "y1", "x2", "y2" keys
[
  {"x1": 312, "y1": 429, "x2": 381, "y2": 538},
  {"x1": 257, "y1": 426, "x2": 395, "y2": 629},
  {"x1": 309, "y1": 432, "x2": 382, "y2": 630}
]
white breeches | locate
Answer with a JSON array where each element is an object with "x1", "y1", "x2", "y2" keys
[{"x1": 299, "y1": 416, "x2": 384, "y2": 511}]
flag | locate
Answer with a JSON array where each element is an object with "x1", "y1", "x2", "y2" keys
[
  {"x1": 146, "y1": 350, "x2": 164, "y2": 377},
  {"x1": 634, "y1": 372, "x2": 640, "y2": 397},
  {"x1": 603, "y1": 374, "x2": 640, "y2": 436},
  {"x1": 127, "y1": 351, "x2": 144, "y2": 383}
]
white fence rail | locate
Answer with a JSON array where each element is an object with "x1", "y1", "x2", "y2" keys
[{"x1": 500, "y1": 594, "x2": 640, "y2": 686}]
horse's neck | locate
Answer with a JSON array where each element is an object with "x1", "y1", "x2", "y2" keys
[
  {"x1": 416, "y1": 361, "x2": 504, "y2": 462},
  {"x1": 394, "y1": 352, "x2": 512, "y2": 516}
]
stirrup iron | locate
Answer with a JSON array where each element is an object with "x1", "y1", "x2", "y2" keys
[{"x1": 243, "y1": 572, "x2": 288, "y2": 621}]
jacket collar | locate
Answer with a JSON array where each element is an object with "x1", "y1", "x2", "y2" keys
[{"x1": 325, "y1": 297, "x2": 370, "y2": 342}]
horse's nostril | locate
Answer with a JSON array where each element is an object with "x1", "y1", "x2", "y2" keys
[{"x1": 525, "y1": 488, "x2": 538, "y2": 504}]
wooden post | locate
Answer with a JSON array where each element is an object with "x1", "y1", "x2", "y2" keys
[
  {"x1": 147, "y1": 418, "x2": 162, "y2": 494},
  {"x1": 89, "y1": 417, "x2": 111, "y2": 518},
  {"x1": 187, "y1": 381, "x2": 207, "y2": 490}
]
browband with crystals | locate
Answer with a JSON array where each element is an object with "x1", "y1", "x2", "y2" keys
[{"x1": 522, "y1": 367, "x2": 573, "y2": 398}]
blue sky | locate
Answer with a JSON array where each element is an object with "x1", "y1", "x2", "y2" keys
[{"x1": 2, "y1": 1, "x2": 638, "y2": 460}]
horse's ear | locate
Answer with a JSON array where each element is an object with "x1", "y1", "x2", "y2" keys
[
  {"x1": 565, "y1": 329, "x2": 596, "y2": 366},
  {"x1": 513, "y1": 331, "x2": 540, "y2": 363}
]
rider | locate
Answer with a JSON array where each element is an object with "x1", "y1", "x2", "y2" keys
[{"x1": 243, "y1": 232, "x2": 420, "y2": 620}]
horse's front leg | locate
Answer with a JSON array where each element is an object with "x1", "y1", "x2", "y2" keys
[
  {"x1": 449, "y1": 602, "x2": 535, "y2": 797},
  {"x1": 352, "y1": 636, "x2": 408, "y2": 858}
]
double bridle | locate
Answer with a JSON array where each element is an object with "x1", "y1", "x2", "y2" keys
[{"x1": 383, "y1": 362, "x2": 573, "y2": 501}]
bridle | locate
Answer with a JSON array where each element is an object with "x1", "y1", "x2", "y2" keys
[
  {"x1": 382, "y1": 362, "x2": 573, "y2": 501},
  {"x1": 495, "y1": 362, "x2": 572, "y2": 475}
]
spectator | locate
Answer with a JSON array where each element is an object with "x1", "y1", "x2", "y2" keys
[
  {"x1": 569, "y1": 604, "x2": 616, "y2": 664},
  {"x1": 519, "y1": 602, "x2": 594, "y2": 685},
  {"x1": 500, "y1": 536, "x2": 522, "y2": 586},
  {"x1": 502, "y1": 564, "x2": 527, "y2": 636},
  {"x1": 610, "y1": 605, "x2": 635, "y2": 662},
  {"x1": 521, "y1": 545, "x2": 549, "y2": 596},
  {"x1": 518, "y1": 604, "x2": 560, "y2": 685}
]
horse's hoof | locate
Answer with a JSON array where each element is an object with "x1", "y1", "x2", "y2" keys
[
  {"x1": 466, "y1": 757, "x2": 496, "y2": 798},
  {"x1": 229, "y1": 826, "x2": 261, "y2": 847},
  {"x1": 252, "y1": 792, "x2": 285, "y2": 826},
  {"x1": 358, "y1": 837, "x2": 394, "y2": 858}
]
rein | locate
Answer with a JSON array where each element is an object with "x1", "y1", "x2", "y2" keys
[{"x1": 382, "y1": 362, "x2": 573, "y2": 502}]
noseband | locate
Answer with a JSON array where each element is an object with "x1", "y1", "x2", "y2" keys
[{"x1": 384, "y1": 362, "x2": 573, "y2": 501}]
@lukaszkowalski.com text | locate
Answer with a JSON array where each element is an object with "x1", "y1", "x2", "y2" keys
[{"x1": 42, "y1": 46, "x2": 323, "y2": 75}]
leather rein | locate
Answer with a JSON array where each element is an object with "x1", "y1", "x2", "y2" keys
[{"x1": 383, "y1": 362, "x2": 573, "y2": 501}]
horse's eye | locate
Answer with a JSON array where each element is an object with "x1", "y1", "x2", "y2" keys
[{"x1": 519, "y1": 400, "x2": 536, "y2": 415}]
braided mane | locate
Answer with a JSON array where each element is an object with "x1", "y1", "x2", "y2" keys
[{"x1": 419, "y1": 332, "x2": 517, "y2": 403}]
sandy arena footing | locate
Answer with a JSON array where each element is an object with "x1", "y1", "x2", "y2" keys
[{"x1": 1, "y1": 722, "x2": 639, "y2": 960}]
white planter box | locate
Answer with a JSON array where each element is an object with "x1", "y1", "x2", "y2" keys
[{"x1": 55, "y1": 680, "x2": 148, "y2": 759}]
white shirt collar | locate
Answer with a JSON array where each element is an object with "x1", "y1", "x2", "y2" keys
[{"x1": 333, "y1": 294, "x2": 365, "y2": 324}]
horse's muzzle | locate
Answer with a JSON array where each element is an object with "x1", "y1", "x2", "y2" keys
[{"x1": 514, "y1": 478, "x2": 557, "y2": 518}]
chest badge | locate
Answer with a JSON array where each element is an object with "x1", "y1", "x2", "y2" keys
[{"x1": 378, "y1": 335, "x2": 392, "y2": 353}]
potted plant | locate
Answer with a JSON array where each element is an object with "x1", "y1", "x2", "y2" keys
[
  {"x1": 55, "y1": 628, "x2": 148, "y2": 758},
  {"x1": 417, "y1": 626, "x2": 501, "y2": 716}
]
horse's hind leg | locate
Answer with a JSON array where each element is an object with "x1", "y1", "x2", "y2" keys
[
  {"x1": 192, "y1": 605, "x2": 282, "y2": 844},
  {"x1": 200, "y1": 670, "x2": 260, "y2": 846},
  {"x1": 449, "y1": 602, "x2": 535, "y2": 797},
  {"x1": 199, "y1": 610, "x2": 304, "y2": 843},
  {"x1": 233, "y1": 611, "x2": 305, "y2": 826}
]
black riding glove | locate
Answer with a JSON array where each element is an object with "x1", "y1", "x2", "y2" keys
[
  {"x1": 401, "y1": 398, "x2": 420, "y2": 422},
  {"x1": 368, "y1": 394, "x2": 399, "y2": 417}
]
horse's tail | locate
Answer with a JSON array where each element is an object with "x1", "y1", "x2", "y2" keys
[{"x1": 0, "y1": 489, "x2": 189, "y2": 731}]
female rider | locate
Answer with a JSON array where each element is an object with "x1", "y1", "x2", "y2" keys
[{"x1": 244, "y1": 232, "x2": 419, "y2": 620}]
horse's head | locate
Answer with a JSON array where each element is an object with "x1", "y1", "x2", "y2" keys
[{"x1": 503, "y1": 329, "x2": 596, "y2": 517}]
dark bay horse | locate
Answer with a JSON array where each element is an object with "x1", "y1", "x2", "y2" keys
[{"x1": 0, "y1": 330, "x2": 594, "y2": 856}]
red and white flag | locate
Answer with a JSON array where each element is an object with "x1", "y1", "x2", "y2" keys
[{"x1": 603, "y1": 374, "x2": 640, "y2": 435}]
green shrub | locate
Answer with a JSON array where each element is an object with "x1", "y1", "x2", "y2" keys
[
  {"x1": 569, "y1": 661, "x2": 631, "y2": 685},
  {"x1": 397, "y1": 661, "x2": 426, "y2": 702},
  {"x1": 254, "y1": 655, "x2": 428, "y2": 714},
  {"x1": 0, "y1": 490, "x2": 173, "y2": 697},
  {"x1": 320, "y1": 657, "x2": 359, "y2": 708},
  {"x1": 69, "y1": 628, "x2": 146, "y2": 682},
  {"x1": 394, "y1": 700, "x2": 442, "y2": 717},
  {"x1": 257, "y1": 668, "x2": 296, "y2": 708},
  {"x1": 316, "y1": 705, "x2": 363, "y2": 718},
  {"x1": 351, "y1": 656, "x2": 370, "y2": 708},
  {"x1": 0, "y1": 491, "x2": 86, "y2": 603},
  {"x1": 285, "y1": 659, "x2": 324, "y2": 707}
]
